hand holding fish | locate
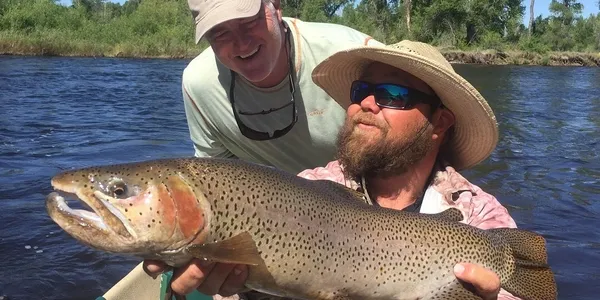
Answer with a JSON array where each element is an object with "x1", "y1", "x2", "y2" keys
[
  {"x1": 144, "y1": 260, "x2": 503, "y2": 299},
  {"x1": 454, "y1": 263, "x2": 501, "y2": 300},
  {"x1": 143, "y1": 259, "x2": 249, "y2": 297}
]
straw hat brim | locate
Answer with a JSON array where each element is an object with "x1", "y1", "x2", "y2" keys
[{"x1": 311, "y1": 46, "x2": 498, "y2": 170}]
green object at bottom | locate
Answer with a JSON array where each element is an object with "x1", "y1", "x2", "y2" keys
[{"x1": 160, "y1": 271, "x2": 213, "y2": 300}]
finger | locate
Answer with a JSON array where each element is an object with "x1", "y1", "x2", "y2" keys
[
  {"x1": 454, "y1": 263, "x2": 500, "y2": 298},
  {"x1": 170, "y1": 259, "x2": 216, "y2": 295},
  {"x1": 197, "y1": 263, "x2": 237, "y2": 295},
  {"x1": 218, "y1": 265, "x2": 249, "y2": 297},
  {"x1": 143, "y1": 260, "x2": 168, "y2": 278}
]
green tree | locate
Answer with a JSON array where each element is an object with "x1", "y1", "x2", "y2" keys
[
  {"x1": 542, "y1": 0, "x2": 584, "y2": 50},
  {"x1": 1, "y1": 0, "x2": 600, "y2": 58},
  {"x1": 549, "y1": 0, "x2": 583, "y2": 25}
]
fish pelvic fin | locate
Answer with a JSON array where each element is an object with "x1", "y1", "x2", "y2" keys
[
  {"x1": 488, "y1": 228, "x2": 558, "y2": 300},
  {"x1": 185, "y1": 231, "x2": 263, "y2": 266}
]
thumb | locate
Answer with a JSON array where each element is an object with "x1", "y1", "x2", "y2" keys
[
  {"x1": 454, "y1": 263, "x2": 500, "y2": 299},
  {"x1": 143, "y1": 260, "x2": 171, "y2": 279}
]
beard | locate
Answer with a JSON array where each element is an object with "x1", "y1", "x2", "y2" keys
[{"x1": 336, "y1": 113, "x2": 435, "y2": 180}]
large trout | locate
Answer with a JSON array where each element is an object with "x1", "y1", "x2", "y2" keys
[{"x1": 45, "y1": 157, "x2": 557, "y2": 300}]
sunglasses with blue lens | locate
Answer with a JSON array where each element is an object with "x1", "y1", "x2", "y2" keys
[{"x1": 350, "y1": 80, "x2": 442, "y2": 109}]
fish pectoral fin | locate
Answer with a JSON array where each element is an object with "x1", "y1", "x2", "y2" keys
[
  {"x1": 427, "y1": 207, "x2": 464, "y2": 222},
  {"x1": 185, "y1": 231, "x2": 263, "y2": 266}
]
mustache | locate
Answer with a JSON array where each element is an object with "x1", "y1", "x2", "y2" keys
[{"x1": 351, "y1": 113, "x2": 385, "y2": 128}]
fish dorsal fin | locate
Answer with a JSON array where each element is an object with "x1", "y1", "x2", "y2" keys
[
  {"x1": 185, "y1": 232, "x2": 263, "y2": 266},
  {"x1": 313, "y1": 179, "x2": 369, "y2": 205},
  {"x1": 427, "y1": 208, "x2": 464, "y2": 222}
]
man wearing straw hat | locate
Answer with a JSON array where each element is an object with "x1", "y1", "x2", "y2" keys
[
  {"x1": 299, "y1": 40, "x2": 521, "y2": 299},
  {"x1": 145, "y1": 40, "x2": 521, "y2": 299}
]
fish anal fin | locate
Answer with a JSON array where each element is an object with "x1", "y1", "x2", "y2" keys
[
  {"x1": 185, "y1": 231, "x2": 262, "y2": 266},
  {"x1": 426, "y1": 208, "x2": 464, "y2": 223}
]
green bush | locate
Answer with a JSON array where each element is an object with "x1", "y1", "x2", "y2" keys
[
  {"x1": 0, "y1": 0, "x2": 598, "y2": 58},
  {"x1": 478, "y1": 31, "x2": 505, "y2": 51},
  {"x1": 518, "y1": 37, "x2": 551, "y2": 54}
]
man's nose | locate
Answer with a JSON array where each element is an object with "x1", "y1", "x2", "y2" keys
[
  {"x1": 232, "y1": 30, "x2": 252, "y2": 53},
  {"x1": 360, "y1": 95, "x2": 381, "y2": 114}
]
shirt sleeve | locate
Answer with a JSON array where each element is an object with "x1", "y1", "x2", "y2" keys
[
  {"x1": 461, "y1": 185, "x2": 518, "y2": 230},
  {"x1": 181, "y1": 83, "x2": 234, "y2": 159}
]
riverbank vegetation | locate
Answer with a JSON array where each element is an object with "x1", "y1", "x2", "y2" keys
[{"x1": 1, "y1": 0, "x2": 599, "y2": 65}]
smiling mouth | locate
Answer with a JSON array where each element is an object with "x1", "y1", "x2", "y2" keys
[{"x1": 238, "y1": 46, "x2": 261, "y2": 60}]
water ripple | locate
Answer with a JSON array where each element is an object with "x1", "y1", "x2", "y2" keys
[
  {"x1": 0, "y1": 58, "x2": 598, "y2": 299},
  {"x1": 0, "y1": 55, "x2": 193, "y2": 300}
]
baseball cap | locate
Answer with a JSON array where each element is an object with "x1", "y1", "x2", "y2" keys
[{"x1": 188, "y1": 0, "x2": 262, "y2": 43}]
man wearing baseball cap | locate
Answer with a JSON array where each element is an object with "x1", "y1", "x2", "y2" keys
[
  {"x1": 177, "y1": 0, "x2": 382, "y2": 175},
  {"x1": 145, "y1": 0, "x2": 383, "y2": 297}
]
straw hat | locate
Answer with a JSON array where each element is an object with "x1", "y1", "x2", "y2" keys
[{"x1": 311, "y1": 40, "x2": 498, "y2": 170}]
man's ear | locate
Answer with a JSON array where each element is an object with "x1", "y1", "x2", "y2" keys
[
  {"x1": 432, "y1": 108, "x2": 455, "y2": 142},
  {"x1": 272, "y1": 0, "x2": 283, "y2": 21}
]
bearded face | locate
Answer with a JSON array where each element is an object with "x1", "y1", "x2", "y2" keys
[{"x1": 336, "y1": 111, "x2": 435, "y2": 180}]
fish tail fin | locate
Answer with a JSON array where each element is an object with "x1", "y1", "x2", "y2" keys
[{"x1": 487, "y1": 228, "x2": 558, "y2": 300}]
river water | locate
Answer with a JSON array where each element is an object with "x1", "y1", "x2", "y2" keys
[{"x1": 0, "y1": 56, "x2": 598, "y2": 299}]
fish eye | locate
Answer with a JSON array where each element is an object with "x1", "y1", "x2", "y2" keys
[{"x1": 108, "y1": 179, "x2": 128, "y2": 199}]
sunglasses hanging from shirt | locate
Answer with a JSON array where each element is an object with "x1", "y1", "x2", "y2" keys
[{"x1": 228, "y1": 22, "x2": 298, "y2": 141}]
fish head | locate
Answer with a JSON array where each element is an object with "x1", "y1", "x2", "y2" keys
[{"x1": 45, "y1": 159, "x2": 209, "y2": 262}]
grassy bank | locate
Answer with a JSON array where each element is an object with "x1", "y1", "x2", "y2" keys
[
  {"x1": 0, "y1": 30, "x2": 203, "y2": 59},
  {"x1": 2, "y1": 31, "x2": 599, "y2": 67},
  {"x1": 2, "y1": 0, "x2": 599, "y2": 66},
  {"x1": 443, "y1": 49, "x2": 600, "y2": 66}
]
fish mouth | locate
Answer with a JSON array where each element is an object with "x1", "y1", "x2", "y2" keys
[
  {"x1": 46, "y1": 181, "x2": 134, "y2": 244},
  {"x1": 46, "y1": 191, "x2": 108, "y2": 230}
]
